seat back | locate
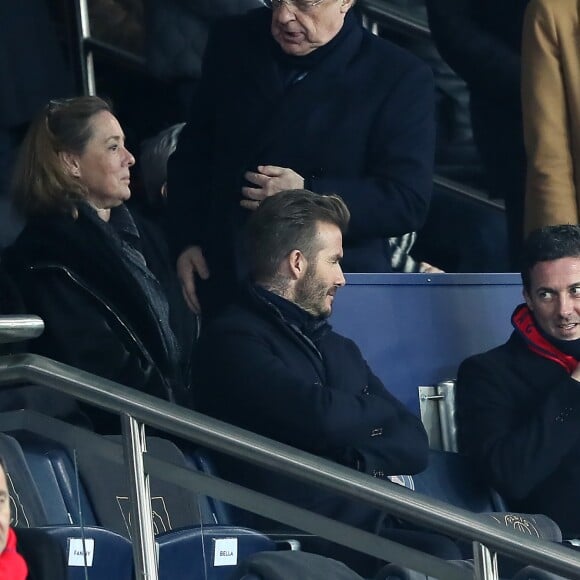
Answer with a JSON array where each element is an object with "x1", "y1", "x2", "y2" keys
[
  {"x1": 36, "y1": 525, "x2": 133, "y2": 580},
  {"x1": 412, "y1": 450, "x2": 506, "y2": 513},
  {"x1": 188, "y1": 447, "x2": 238, "y2": 525},
  {"x1": 19, "y1": 439, "x2": 97, "y2": 526},
  {"x1": 72, "y1": 435, "x2": 215, "y2": 538},
  {"x1": 158, "y1": 525, "x2": 277, "y2": 580},
  {"x1": 0, "y1": 432, "x2": 48, "y2": 527}
]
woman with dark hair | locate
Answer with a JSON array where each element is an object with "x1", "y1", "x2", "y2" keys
[{"x1": 2, "y1": 96, "x2": 196, "y2": 431}]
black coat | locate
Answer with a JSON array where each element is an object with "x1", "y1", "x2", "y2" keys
[
  {"x1": 457, "y1": 331, "x2": 580, "y2": 537},
  {"x1": 196, "y1": 287, "x2": 428, "y2": 530},
  {"x1": 167, "y1": 8, "x2": 435, "y2": 311},
  {"x1": 426, "y1": 0, "x2": 529, "y2": 264},
  {"x1": 2, "y1": 205, "x2": 196, "y2": 423}
]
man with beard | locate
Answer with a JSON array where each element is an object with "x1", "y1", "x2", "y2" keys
[
  {"x1": 195, "y1": 189, "x2": 458, "y2": 575},
  {"x1": 457, "y1": 224, "x2": 580, "y2": 538}
]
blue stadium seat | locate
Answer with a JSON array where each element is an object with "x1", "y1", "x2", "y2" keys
[
  {"x1": 157, "y1": 525, "x2": 277, "y2": 580},
  {"x1": 0, "y1": 433, "x2": 133, "y2": 579},
  {"x1": 411, "y1": 450, "x2": 506, "y2": 513},
  {"x1": 34, "y1": 525, "x2": 133, "y2": 580},
  {"x1": 3, "y1": 423, "x2": 282, "y2": 580}
]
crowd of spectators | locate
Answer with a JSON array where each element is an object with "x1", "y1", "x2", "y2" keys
[{"x1": 4, "y1": 0, "x2": 580, "y2": 575}]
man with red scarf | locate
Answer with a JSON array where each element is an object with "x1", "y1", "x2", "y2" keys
[
  {"x1": 0, "y1": 457, "x2": 27, "y2": 579},
  {"x1": 457, "y1": 224, "x2": 580, "y2": 539}
]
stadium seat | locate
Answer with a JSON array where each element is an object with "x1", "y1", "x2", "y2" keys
[
  {"x1": 412, "y1": 449, "x2": 506, "y2": 513},
  {"x1": 157, "y1": 525, "x2": 277, "y2": 580},
  {"x1": 2, "y1": 422, "x2": 282, "y2": 580}
]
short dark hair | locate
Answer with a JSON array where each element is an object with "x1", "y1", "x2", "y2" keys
[
  {"x1": 522, "y1": 225, "x2": 580, "y2": 291},
  {"x1": 12, "y1": 96, "x2": 112, "y2": 216},
  {"x1": 245, "y1": 189, "x2": 350, "y2": 284}
]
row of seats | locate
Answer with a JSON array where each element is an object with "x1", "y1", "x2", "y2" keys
[
  {"x1": 0, "y1": 412, "x2": 280, "y2": 579},
  {"x1": 0, "y1": 407, "x2": 567, "y2": 580}
]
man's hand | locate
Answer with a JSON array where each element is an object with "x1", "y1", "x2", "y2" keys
[
  {"x1": 419, "y1": 262, "x2": 444, "y2": 274},
  {"x1": 241, "y1": 165, "x2": 304, "y2": 210},
  {"x1": 176, "y1": 246, "x2": 210, "y2": 314}
]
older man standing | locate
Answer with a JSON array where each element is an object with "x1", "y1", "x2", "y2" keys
[
  {"x1": 167, "y1": 0, "x2": 435, "y2": 316},
  {"x1": 458, "y1": 224, "x2": 580, "y2": 539}
]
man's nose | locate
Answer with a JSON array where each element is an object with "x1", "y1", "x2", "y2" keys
[
  {"x1": 336, "y1": 266, "x2": 346, "y2": 287},
  {"x1": 273, "y1": 2, "x2": 296, "y2": 22},
  {"x1": 558, "y1": 294, "x2": 573, "y2": 316}
]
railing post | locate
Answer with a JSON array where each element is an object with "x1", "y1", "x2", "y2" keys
[
  {"x1": 74, "y1": 0, "x2": 96, "y2": 95},
  {"x1": 473, "y1": 542, "x2": 499, "y2": 580},
  {"x1": 121, "y1": 414, "x2": 158, "y2": 580}
]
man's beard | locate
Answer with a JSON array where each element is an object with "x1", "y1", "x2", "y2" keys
[{"x1": 294, "y1": 266, "x2": 333, "y2": 318}]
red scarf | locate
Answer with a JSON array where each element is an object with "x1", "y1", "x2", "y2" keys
[
  {"x1": 0, "y1": 528, "x2": 28, "y2": 580},
  {"x1": 512, "y1": 303, "x2": 578, "y2": 373}
]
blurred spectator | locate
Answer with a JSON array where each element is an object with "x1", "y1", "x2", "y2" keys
[
  {"x1": 426, "y1": 0, "x2": 529, "y2": 269},
  {"x1": 0, "y1": 457, "x2": 27, "y2": 579},
  {"x1": 522, "y1": 0, "x2": 580, "y2": 234},
  {"x1": 2, "y1": 97, "x2": 197, "y2": 432},
  {"x1": 143, "y1": 0, "x2": 262, "y2": 119},
  {"x1": 167, "y1": 2, "x2": 436, "y2": 317},
  {"x1": 0, "y1": 0, "x2": 74, "y2": 248}
]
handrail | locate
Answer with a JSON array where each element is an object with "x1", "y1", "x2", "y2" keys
[
  {"x1": 1, "y1": 353, "x2": 580, "y2": 578},
  {"x1": 434, "y1": 175, "x2": 505, "y2": 211},
  {"x1": 0, "y1": 316, "x2": 44, "y2": 344},
  {"x1": 359, "y1": 0, "x2": 431, "y2": 38},
  {"x1": 356, "y1": 3, "x2": 505, "y2": 212}
]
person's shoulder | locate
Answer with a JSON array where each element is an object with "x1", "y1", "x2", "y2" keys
[
  {"x1": 205, "y1": 299, "x2": 270, "y2": 337},
  {"x1": 459, "y1": 333, "x2": 519, "y2": 374},
  {"x1": 526, "y1": 0, "x2": 576, "y2": 24},
  {"x1": 2, "y1": 214, "x2": 75, "y2": 268}
]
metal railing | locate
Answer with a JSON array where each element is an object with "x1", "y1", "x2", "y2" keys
[
  {"x1": 0, "y1": 350, "x2": 579, "y2": 579},
  {"x1": 359, "y1": 0, "x2": 431, "y2": 38},
  {"x1": 0, "y1": 316, "x2": 43, "y2": 345}
]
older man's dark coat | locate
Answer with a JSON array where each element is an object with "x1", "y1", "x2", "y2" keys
[{"x1": 167, "y1": 8, "x2": 435, "y2": 312}]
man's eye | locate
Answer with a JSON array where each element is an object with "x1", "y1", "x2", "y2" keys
[{"x1": 572, "y1": 286, "x2": 580, "y2": 296}]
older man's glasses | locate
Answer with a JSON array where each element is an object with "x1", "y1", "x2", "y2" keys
[{"x1": 264, "y1": 0, "x2": 328, "y2": 13}]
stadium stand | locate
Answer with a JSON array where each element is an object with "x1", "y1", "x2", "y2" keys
[{"x1": 0, "y1": 412, "x2": 282, "y2": 579}]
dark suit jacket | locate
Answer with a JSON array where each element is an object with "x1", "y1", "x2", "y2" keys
[
  {"x1": 457, "y1": 331, "x2": 580, "y2": 537},
  {"x1": 167, "y1": 8, "x2": 435, "y2": 311},
  {"x1": 196, "y1": 286, "x2": 428, "y2": 530}
]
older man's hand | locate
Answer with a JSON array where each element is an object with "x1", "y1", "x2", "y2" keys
[
  {"x1": 176, "y1": 245, "x2": 210, "y2": 314},
  {"x1": 241, "y1": 165, "x2": 304, "y2": 210}
]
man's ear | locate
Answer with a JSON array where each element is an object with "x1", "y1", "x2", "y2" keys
[
  {"x1": 523, "y1": 288, "x2": 533, "y2": 311},
  {"x1": 59, "y1": 151, "x2": 81, "y2": 178},
  {"x1": 287, "y1": 249, "x2": 307, "y2": 280}
]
